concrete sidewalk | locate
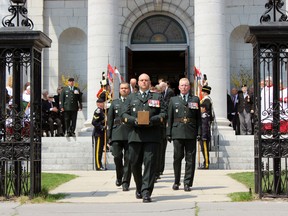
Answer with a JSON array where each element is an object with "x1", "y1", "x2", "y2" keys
[
  {"x1": 2, "y1": 170, "x2": 288, "y2": 216},
  {"x1": 49, "y1": 169, "x2": 249, "y2": 203}
]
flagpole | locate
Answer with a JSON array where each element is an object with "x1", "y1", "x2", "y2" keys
[{"x1": 103, "y1": 55, "x2": 109, "y2": 170}]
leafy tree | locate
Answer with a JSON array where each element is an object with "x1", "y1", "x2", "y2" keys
[{"x1": 231, "y1": 65, "x2": 253, "y2": 89}]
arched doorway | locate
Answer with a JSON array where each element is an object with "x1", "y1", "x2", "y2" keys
[{"x1": 127, "y1": 15, "x2": 189, "y2": 94}]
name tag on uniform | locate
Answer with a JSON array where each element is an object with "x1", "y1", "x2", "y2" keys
[
  {"x1": 148, "y1": 99, "x2": 160, "y2": 107},
  {"x1": 189, "y1": 102, "x2": 198, "y2": 109}
]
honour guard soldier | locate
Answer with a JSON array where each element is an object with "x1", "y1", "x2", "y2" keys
[
  {"x1": 107, "y1": 82, "x2": 132, "y2": 191},
  {"x1": 122, "y1": 73, "x2": 166, "y2": 203},
  {"x1": 199, "y1": 85, "x2": 214, "y2": 169},
  {"x1": 166, "y1": 78, "x2": 201, "y2": 192},
  {"x1": 60, "y1": 77, "x2": 82, "y2": 137},
  {"x1": 92, "y1": 98, "x2": 106, "y2": 171}
]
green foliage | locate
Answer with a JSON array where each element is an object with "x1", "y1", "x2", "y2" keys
[{"x1": 231, "y1": 65, "x2": 253, "y2": 89}]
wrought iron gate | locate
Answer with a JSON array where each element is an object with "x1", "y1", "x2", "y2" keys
[
  {"x1": 0, "y1": 0, "x2": 51, "y2": 198},
  {"x1": 246, "y1": 0, "x2": 288, "y2": 198}
]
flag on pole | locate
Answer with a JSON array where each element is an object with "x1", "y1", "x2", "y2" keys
[
  {"x1": 113, "y1": 68, "x2": 120, "y2": 99},
  {"x1": 194, "y1": 66, "x2": 202, "y2": 99},
  {"x1": 107, "y1": 64, "x2": 115, "y2": 83}
]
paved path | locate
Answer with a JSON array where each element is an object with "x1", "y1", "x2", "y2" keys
[
  {"x1": 1, "y1": 169, "x2": 288, "y2": 216},
  {"x1": 49, "y1": 169, "x2": 248, "y2": 203}
]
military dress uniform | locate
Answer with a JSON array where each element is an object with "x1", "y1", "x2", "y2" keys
[
  {"x1": 166, "y1": 94, "x2": 201, "y2": 190},
  {"x1": 200, "y1": 95, "x2": 213, "y2": 169},
  {"x1": 92, "y1": 105, "x2": 105, "y2": 170},
  {"x1": 107, "y1": 97, "x2": 131, "y2": 190},
  {"x1": 122, "y1": 91, "x2": 166, "y2": 200},
  {"x1": 60, "y1": 85, "x2": 82, "y2": 136}
]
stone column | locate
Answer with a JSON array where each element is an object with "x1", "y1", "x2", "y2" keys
[
  {"x1": 86, "y1": 0, "x2": 120, "y2": 124},
  {"x1": 194, "y1": 0, "x2": 228, "y2": 124}
]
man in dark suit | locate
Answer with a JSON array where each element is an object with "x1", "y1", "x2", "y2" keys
[
  {"x1": 42, "y1": 92, "x2": 64, "y2": 137},
  {"x1": 237, "y1": 84, "x2": 253, "y2": 135},
  {"x1": 107, "y1": 82, "x2": 131, "y2": 191},
  {"x1": 122, "y1": 73, "x2": 166, "y2": 203},
  {"x1": 154, "y1": 81, "x2": 175, "y2": 179},
  {"x1": 60, "y1": 77, "x2": 82, "y2": 137},
  {"x1": 166, "y1": 77, "x2": 201, "y2": 192}
]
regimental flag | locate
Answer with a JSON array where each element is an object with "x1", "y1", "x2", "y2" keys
[
  {"x1": 106, "y1": 65, "x2": 125, "y2": 100},
  {"x1": 194, "y1": 66, "x2": 202, "y2": 99},
  {"x1": 107, "y1": 64, "x2": 115, "y2": 82},
  {"x1": 114, "y1": 67, "x2": 125, "y2": 82}
]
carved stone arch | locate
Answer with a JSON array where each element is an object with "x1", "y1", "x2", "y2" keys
[
  {"x1": 58, "y1": 27, "x2": 87, "y2": 100},
  {"x1": 229, "y1": 25, "x2": 253, "y2": 89},
  {"x1": 120, "y1": 2, "x2": 194, "y2": 45}
]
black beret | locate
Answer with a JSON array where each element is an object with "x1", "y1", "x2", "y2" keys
[
  {"x1": 202, "y1": 85, "x2": 211, "y2": 94},
  {"x1": 68, "y1": 77, "x2": 75, "y2": 81}
]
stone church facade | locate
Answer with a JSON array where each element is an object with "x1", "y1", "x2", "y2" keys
[{"x1": 0, "y1": 0, "x2": 271, "y2": 132}]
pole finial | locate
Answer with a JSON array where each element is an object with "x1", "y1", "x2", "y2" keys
[{"x1": 2, "y1": 0, "x2": 34, "y2": 29}]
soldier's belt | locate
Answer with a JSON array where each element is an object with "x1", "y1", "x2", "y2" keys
[
  {"x1": 174, "y1": 117, "x2": 195, "y2": 124},
  {"x1": 114, "y1": 118, "x2": 123, "y2": 126}
]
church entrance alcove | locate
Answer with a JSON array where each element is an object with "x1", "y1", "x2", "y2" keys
[
  {"x1": 131, "y1": 50, "x2": 186, "y2": 94},
  {"x1": 126, "y1": 15, "x2": 189, "y2": 95}
]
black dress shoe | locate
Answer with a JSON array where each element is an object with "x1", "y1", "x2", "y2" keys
[
  {"x1": 122, "y1": 183, "x2": 129, "y2": 191},
  {"x1": 115, "y1": 179, "x2": 122, "y2": 186},
  {"x1": 66, "y1": 132, "x2": 72, "y2": 137},
  {"x1": 135, "y1": 191, "x2": 142, "y2": 199},
  {"x1": 184, "y1": 184, "x2": 191, "y2": 192},
  {"x1": 143, "y1": 194, "x2": 152, "y2": 203},
  {"x1": 172, "y1": 183, "x2": 180, "y2": 190}
]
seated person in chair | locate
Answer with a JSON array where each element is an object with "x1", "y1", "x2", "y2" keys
[{"x1": 42, "y1": 91, "x2": 64, "y2": 137}]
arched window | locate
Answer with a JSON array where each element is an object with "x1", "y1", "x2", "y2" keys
[{"x1": 131, "y1": 15, "x2": 186, "y2": 44}]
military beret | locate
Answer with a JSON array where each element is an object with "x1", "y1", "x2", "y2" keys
[{"x1": 202, "y1": 85, "x2": 211, "y2": 94}]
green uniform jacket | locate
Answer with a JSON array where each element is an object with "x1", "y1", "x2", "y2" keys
[
  {"x1": 122, "y1": 91, "x2": 167, "y2": 143},
  {"x1": 166, "y1": 94, "x2": 201, "y2": 139},
  {"x1": 60, "y1": 86, "x2": 82, "y2": 111},
  {"x1": 107, "y1": 98, "x2": 129, "y2": 141}
]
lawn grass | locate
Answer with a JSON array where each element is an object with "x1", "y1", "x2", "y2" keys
[
  {"x1": 227, "y1": 172, "x2": 255, "y2": 201},
  {"x1": 22, "y1": 172, "x2": 78, "y2": 203},
  {"x1": 30, "y1": 172, "x2": 78, "y2": 203}
]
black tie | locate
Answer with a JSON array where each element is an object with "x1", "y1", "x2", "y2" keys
[
  {"x1": 142, "y1": 92, "x2": 146, "y2": 98},
  {"x1": 183, "y1": 95, "x2": 186, "y2": 102},
  {"x1": 123, "y1": 98, "x2": 126, "y2": 102}
]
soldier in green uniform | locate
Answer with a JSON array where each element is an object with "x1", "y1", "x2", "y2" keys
[
  {"x1": 166, "y1": 78, "x2": 201, "y2": 192},
  {"x1": 92, "y1": 98, "x2": 106, "y2": 171},
  {"x1": 122, "y1": 73, "x2": 166, "y2": 203},
  {"x1": 60, "y1": 77, "x2": 82, "y2": 137},
  {"x1": 199, "y1": 85, "x2": 214, "y2": 169},
  {"x1": 107, "y1": 82, "x2": 131, "y2": 191}
]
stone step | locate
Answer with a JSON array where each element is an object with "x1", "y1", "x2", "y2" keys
[{"x1": 42, "y1": 131, "x2": 256, "y2": 171}]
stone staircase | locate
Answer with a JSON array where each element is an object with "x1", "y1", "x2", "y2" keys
[{"x1": 42, "y1": 126, "x2": 254, "y2": 171}]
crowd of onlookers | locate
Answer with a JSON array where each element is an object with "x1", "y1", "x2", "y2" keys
[
  {"x1": 3, "y1": 76, "x2": 83, "y2": 138},
  {"x1": 227, "y1": 76, "x2": 288, "y2": 135}
]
